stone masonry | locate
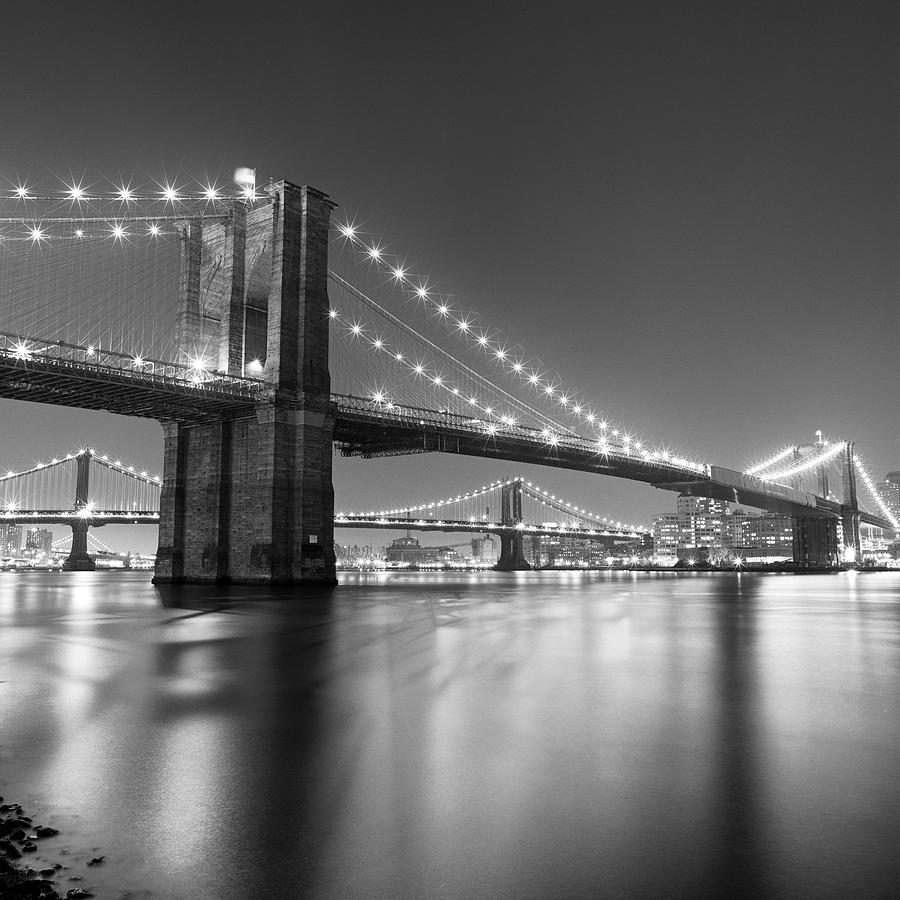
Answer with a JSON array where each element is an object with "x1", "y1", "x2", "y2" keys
[{"x1": 154, "y1": 182, "x2": 338, "y2": 585}]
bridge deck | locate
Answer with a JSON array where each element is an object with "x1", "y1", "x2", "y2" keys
[
  {"x1": 0, "y1": 344, "x2": 889, "y2": 528},
  {"x1": 0, "y1": 333, "x2": 263, "y2": 421}
]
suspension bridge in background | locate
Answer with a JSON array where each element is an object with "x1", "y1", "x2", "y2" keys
[
  {"x1": 0, "y1": 177, "x2": 895, "y2": 583},
  {"x1": 0, "y1": 450, "x2": 648, "y2": 570}
]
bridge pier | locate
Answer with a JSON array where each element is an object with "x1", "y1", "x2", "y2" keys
[
  {"x1": 792, "y1": 517, "x2": 839, "y2": 569},
  {"x1": 154, "y1": 182, "x2": 338, "y2": 586},
  {"x1": 494, "y1": 480, "x2": 531, "y2": 571},
  {"x1": 63, "y1": 521, "x2": 95, "y2": 571}
]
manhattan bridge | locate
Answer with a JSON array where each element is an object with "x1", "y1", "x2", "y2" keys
[{"x1": 0, "y1": 177, "x2": 894, "y2": 583}]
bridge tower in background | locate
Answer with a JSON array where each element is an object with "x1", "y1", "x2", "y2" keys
[
  {"x1": 840, "y1": 441, "x2": 860, "y2": 559},
  {"x1": 495, "y1": 479, "x2": 531, "y2": 571},
  {"x1": 63, "y1": 451, "x2": 95, "y2": 571},
  {"x1": 154, "y1": 182, "x2": 338, "y2": 585},
  {"x1": 791, "y1": 439, "x2": 861, "y2": 569}
]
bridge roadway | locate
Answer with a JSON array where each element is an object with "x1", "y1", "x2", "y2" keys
[
  {"x1": 0, "y1": 342, "x2": 891, "y2": 531},
  {"x1": 1, "y1": 511, "x2": 160, "y2": 526},
  {"x1": 334, "y1": 515, "x2": 646, "y2": 539}
]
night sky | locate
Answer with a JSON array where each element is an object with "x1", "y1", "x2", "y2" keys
[{"x1": 2, "y1": 1, "x2": 897, "y2": 554}]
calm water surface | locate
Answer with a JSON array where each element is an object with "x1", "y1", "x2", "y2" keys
[{"x1": 0, "y1": 570, "x2": 898, "y2": 899}]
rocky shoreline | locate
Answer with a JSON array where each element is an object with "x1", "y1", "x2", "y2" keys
[{"x1": 1, "y1": 798, "x2": 101, "y2": 899}]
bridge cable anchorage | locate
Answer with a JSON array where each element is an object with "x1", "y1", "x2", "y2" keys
[{"x1": 332, "y1": 222, "x2": 707, "y2": 474}]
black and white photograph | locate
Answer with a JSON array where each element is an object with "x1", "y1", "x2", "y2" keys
[{"x1": 1, "y1": 2, "x2": 898, "y2": 897}]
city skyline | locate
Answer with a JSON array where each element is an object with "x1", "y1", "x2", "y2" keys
[{"x1": 2, "y1": 3, "x2": 897, "y2": 556}]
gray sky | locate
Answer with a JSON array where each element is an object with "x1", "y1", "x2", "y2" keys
[{"x1": 1, "y1": 1, "x2": 897, "y2": 553}]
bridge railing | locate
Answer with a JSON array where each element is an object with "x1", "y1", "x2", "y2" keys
[
  {"x1": 0, "y1": 508, "x2": 160, "y2": 522},
  {"x1": 0, "y1": 331, "x2": 266, "y2": 399}
]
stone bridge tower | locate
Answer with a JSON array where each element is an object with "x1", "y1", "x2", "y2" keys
[{"x1": 154, "y1": 182, "x2": 337, "y2": 585}]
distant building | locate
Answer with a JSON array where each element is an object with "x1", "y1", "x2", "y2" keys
[
  {"x1": 24, "y1": 527, "x2": 53, "y2": 558},
  {"x1": 386, "y1": 536, "x2": 460, "y2": 565},
  {"x1": 528, "y1": 533, "x2": 648, "y2": 567},
  {"x1": 652, "y1": 495, "x2": 793, "y2": 562},
  {"x1": 652, "y1": 514, "x2": 680, "y2": 558},
  {"x1": 335, "y1": 543, "x2": 384, "y2": 566},
  {"x1": 726, "y1": 511, "x2": 794, "y2": 560},
  {"x1": 675, "y1": 495, "x2": 727, "y2": 559},
  {"x1": 470, "y1": 535, "x2": 497, "y2": 563},
  {"x1": 0, "y1": 524, "x2": 23, "y2": 557}
]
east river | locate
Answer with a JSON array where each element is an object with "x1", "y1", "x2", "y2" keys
[{"x1": 1, "y1": 570, "x2": 898, "y2": 898}]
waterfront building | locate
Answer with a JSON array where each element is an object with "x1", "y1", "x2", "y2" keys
[
  {"x1": 651, "y1": 514, "x2": 679, "y2": 559},
  {"x1": 675, "y1": 495, "x2": 727, "y2": 559},
  {"x1": 652, "y1": 495, "x2": 793, "y2": 563},
  {"x1": 529, "y1": 533, "x2": 648, "y2": 567},
  {"x1": 470, "y1": 535, "x2": 497, "y2": 563},
  {"x1": 24, "y1": 527, "x2": 53, "y2": 559},
  {"x1": 386, "y1": 536, "x2": 461, "y2": 566},
  {"x1": 0, "y1": 524, "x2": 23, "y2": 558}
]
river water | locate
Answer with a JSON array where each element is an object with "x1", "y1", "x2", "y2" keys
[{"x1": 0, "y1": 570, "x2": 898, "y2": 899}]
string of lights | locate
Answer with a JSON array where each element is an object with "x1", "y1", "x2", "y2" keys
[
  {"x1": 0, "y1": 221, "x2": 181, "y2": 245},
  {"x1": 758, "y1": 440, "x2": 847, "y2": 484},
  {"x1": 333, "y1": 222, "x2": 705, "y2": 470},
  {"x1": 519, "y1": 480, "x2": 644, "y2": 531},
  {"x1": 333, "y1": 514, "x2": 643, "y2": 538},
  {"x1": 330, "y1": 305, "x2": 531, "y2": 430},
  {"x1": 346, "y1": 475, "x2": 646, "y2": 532},
  {"x1": 2, "y1": 179, "x2": 265, "y2": 205},
  {"x1": 852, "y1": 454, "x2": 899, "y2": 530},
  {"x1": 745, "y1": 445, "x2": 795, "y2": 476},
  {"x1": 330, "y1": 304, "x2": 707, "y2": 473},
  {"x1": 329, "y1": 304, "x2": 707, "y2": 473},
  {"x1": 339, "y1": 477, "x2": 519, "y2": 517},
  {"x1": 0, "y1": 448, "x2": 162, "y2": 486},
  {"x1": 328, "y1": 269, "x2": 574, "y2": 437}
]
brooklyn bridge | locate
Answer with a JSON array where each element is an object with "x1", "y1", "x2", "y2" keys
[{"x1": 1, "y1": 181, "x2": 894, "y2": 582}]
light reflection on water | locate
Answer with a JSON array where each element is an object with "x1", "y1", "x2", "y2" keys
[{"x1": 0, "y1": 570, "x2": 898, "y2": 898}]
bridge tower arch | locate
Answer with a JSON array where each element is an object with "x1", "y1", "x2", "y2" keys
[{"x1": 154, "y1": 182, "x2": 338, "y2": 585}]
